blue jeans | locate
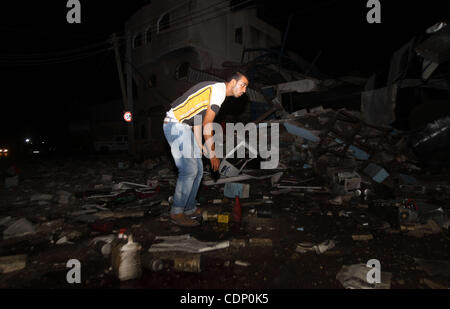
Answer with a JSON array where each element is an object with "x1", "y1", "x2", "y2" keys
[{"x1": 163, "y1": 122, "x2": 203, "y2": 216}]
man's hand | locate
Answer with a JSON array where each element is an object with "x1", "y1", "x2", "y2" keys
[{"x1": 210, "y1": 156, "x2": 220, "y2": 172}]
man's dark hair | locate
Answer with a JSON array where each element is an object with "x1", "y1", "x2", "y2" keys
[{"x1": 226, "y1": 71, "x2": 247, "y2": 83}]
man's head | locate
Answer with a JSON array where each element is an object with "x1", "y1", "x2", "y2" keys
[{"x1": 225, "y1": 71, "x2": 249, "y2": 98}]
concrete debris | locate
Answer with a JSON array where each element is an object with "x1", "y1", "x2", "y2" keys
[
  {"x1": 148, "y1": 234, "x2": 230, "y2": 253},
  {"x1": 414, "y1": 258, "x2": 450, "y2": 278},
  {"x1": 55, "y1": 236, "x2": 74, "y2": 245},
  {"x1": 3, "y1": 218, "x2": 36, "y2": 239},
  {"x1": 336, "y1": 264, "x2": 392, "y2": 289},
  {"x1": 5, "y1": 176, "x2": 19, "y2": 189},
  {"x1": 0, "y1": 254, "x2": 27, "y2": 274},
  {"x1": 101, "y1": 174, "x2": 113, "y2": 183},
  {"x1": 30, "y1": 194, "x2": 54, "y2": 202},
  {"x1": 363, "y1": 163, "x2": 389, "y2": 183},
  {"x1": 296, "y1": 240, "x2": 336, "y2": 254},
  {"x1": 0, "y1": 216, "x2": 13, "y2": 227},
  {"x1": 235, "y1": 260, "x2": 251, "y2": 267},
  {"x1": 248, "y1": 238, "x2": 273, "y2": 246},
  {"x1": 1, "y1": 27, "x2": 450, "y2": 289},
  {"x1": 352, "y1": 234, "x2": 374, "y2": 241}
]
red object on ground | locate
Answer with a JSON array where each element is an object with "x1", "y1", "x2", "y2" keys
[
  {"x1": 90, "y1": 221, "x2": 114, "y2": 233},
  {"x1": 233, "y1": 195, "x2": 242, "y2": 223}
]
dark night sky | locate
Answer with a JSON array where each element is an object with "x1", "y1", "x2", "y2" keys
[{"x1": 0, "y1": 0, "x2": 448, "y2": 145}]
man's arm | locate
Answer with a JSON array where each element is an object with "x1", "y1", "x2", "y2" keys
[{"x1": 203, "y1": 106, "x2": 220, "y2": 171}]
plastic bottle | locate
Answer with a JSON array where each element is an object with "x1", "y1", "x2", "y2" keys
[{"x1": 111, "y1": 234, "x2": 142, "y2": 281}]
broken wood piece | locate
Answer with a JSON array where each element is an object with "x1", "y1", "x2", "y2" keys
[
  {"x1": 352, "y1": 234, "x2": 374, "y2": 241},
  {"x1": 235, "y1": 260, "x2": 250, "y2": 267},
  {"x1": 248, "y1": 238, "x2": 273, "y2": 246}
]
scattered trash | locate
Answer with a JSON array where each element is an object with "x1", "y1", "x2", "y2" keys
[
  {"x1": 148, "y1": 234, "x2": 230, "y2": 253},
  {"x1": 296, "y1": 240, "x2": 336, "y2": 254},
  {"x1": 173, "y1": 254, "x2": 201, "y2": 273},
  {"x1": 229, "y1": 239, "x2": 246, "y2": 248}
]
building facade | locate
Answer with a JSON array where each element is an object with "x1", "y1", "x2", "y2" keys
[{"x1": 124, "y1": 0, "x2": 282, "y2": 143}]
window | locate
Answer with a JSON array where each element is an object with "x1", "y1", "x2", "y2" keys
[
  {"x1": 145, "y1": 27, "x2": 152, "y2": 44},
  {"x1": 175, "y1": 62, "x2": 190, "y2": 80},
  {"x1": 133, "y1": 33, "x2": 143, "y2": 48},
  {"x1": 235, "y1": 27, "x2": 243, "y2": 44},
  {"x1": 158, "y1": 13, "x2": 170, "y2": 33}
]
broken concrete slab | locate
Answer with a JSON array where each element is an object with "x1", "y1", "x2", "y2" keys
[
  {"x1": 3, "y1": 218, "x2": 36, "y2": 239},
  {"x1": 283, "y1": 121, "x2": 321, "y2": 143},
  {"x1": 277, "y1": 79, "x2": 320, "y2": 94}
]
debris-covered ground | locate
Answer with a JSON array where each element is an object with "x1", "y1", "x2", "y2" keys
[{"x1": 1, "y1": 108, "x2": 450, "y2": 289}]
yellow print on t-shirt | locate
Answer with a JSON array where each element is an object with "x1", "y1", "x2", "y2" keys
[{"x1": 173, "y1": 87, "x2": 211, "y2": 122}]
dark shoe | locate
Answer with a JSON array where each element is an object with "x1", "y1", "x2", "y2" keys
[{"x1": 170, "y1": 214, "x2": 200, "y2": 227}]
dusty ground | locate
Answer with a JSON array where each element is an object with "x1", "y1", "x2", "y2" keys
[{"x1": 0, "y1": 154, "x2": 449, "y2": 289}]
